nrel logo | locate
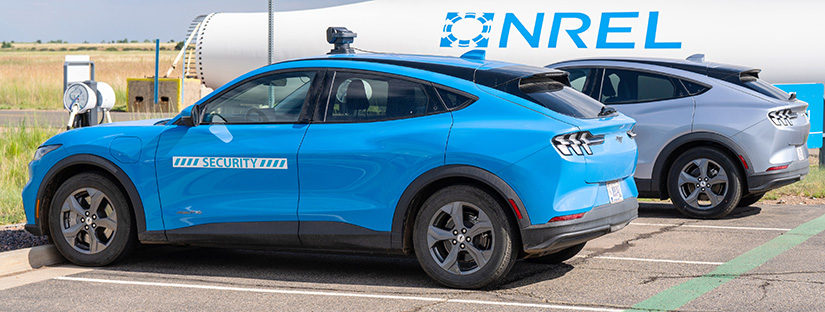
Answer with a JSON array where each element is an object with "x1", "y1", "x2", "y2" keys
[
  {"x1": 440, "y1": 11, "x2": 681, "y2": 49},
  {"x1": 440, "y1": 12, "x2": 495, "y2": 48},
  {"x1": 173, "y1": 157, "x2": 287, "y2": 169}
]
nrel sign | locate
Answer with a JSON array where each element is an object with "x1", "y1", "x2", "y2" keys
[
  {"x1": 191, "y1": 1, "x2": 825, "y2": 89},
  {"x1": 440, "y1": 11, "x2": 680, "y2": 50}
]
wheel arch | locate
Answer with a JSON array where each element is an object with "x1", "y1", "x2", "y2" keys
[
  {"x1": 35, "y1": 154, "x2": 147, "y2": 239},
  {"x1": 652, "y1": 132, "x2": 750, "y2": 199},
  {"x1": 391, "y1": 165, "x2": 529, "y2": 254}
]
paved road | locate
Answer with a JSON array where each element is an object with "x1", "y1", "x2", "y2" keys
[
  {"x1": 0, "y1": 110, "x2": 176, "y2": 128},
  {"x1": 1, "y1": 203, "x2": 823, "y2": 311}
]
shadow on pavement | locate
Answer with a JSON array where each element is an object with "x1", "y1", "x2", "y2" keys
[
  {"x1": 638, "y1": 202, "x2": 763, "y2": 220},
  {"x1": 103, "y1": 244, "x2": 572, "y2": 290}
]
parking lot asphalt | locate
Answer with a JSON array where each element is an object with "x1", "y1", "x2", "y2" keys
[{"x1": 1, "y1": 202, "x2": 823, "y2": 311}]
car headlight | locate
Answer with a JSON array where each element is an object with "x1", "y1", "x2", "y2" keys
[{"x1": 33, "y1": 144, "x2": 61, "y2": 161}]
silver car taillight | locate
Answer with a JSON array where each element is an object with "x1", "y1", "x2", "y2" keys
[
  {"x1": 768, "y1": 109, "x2": 797, "y2": 126},
  {"x1": 553, "y1": 132, "x2": 605, "y2": 156}
]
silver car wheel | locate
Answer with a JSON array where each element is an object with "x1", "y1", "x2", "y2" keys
[
  {"x1": 677, "y1": 158, "x2": 728, "y2": 209},
  {"x1": 60, "y1": 187, "x2": 118, "y2": 254},
  {"x1": 427, "y1": 201, "x2": 495, "y2": 275}
]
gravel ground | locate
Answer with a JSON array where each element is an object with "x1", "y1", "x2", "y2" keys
[{"x1": 0, "y1": 223, "x2": 49, "y2": 252}]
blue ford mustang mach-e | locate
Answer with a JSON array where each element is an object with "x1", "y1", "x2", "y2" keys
[{"x1": 23, "y1": 50, "x2": 638, "y2": 288}]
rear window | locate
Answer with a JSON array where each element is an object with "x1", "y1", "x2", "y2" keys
[
  {"x1": 477, "y1": 66, "x2": 605, "y2": 119},
  {"x1": 744, "y1": 79, "x2": 791, "y2": 101},
  {"x1": 524, "y1": 87, "x2": 605, "y2": 119}
]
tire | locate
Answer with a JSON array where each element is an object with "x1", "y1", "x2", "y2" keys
[
  {"x1": 737, "y1": 192, "x2": 766, "y2": 207},
  {"x1": 48, "y1": 172, "x2": 137, "y2": 266},
  {"x1": 525, "y1": 242, "x2": 586, "y2": 264},
  {"x1": 413, "y1": 185, "x2": 517, "y2": 289},
  {"x1": 667, "y1": 147, "x2": 743, "y2": 219}
]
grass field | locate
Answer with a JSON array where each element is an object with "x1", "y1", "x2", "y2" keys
[
  {"x1": 0, "y1": 43, "x2": 178, "y2": 111},
  {"x1": 0, "y1": 122, "x2": 61, "y2": 225}
]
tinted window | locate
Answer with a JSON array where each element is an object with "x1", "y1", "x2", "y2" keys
[
  {"x1": 202, "y1": 71, "x2": 316, "y2": 124},
  {"x1": 681, "y1": 79, "x2": 710, "y2": 95},
  {"x1": 525, "y1": 87, "x2": 605, "y2": 119},
  {"x1": 435, "y1": 88, "x2": 474, "y2": 110},
  {"x1": 601, "y1": 69, "x2": 681, "y2": 104},
  {"x1": 324, "y1": 72, "x2": 443, "y2": 122},
  {"x1": 744, "y1": 79, "x2": 790, "y2": 100}
]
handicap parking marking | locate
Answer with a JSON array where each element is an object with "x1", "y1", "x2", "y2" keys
[{"x1": 627, "y1": 212, "x2": 825, "y2": 312}]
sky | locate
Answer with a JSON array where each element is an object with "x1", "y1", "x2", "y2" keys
[{"x1": 0, "y1": 0, "x2": 366, "y2": 43}]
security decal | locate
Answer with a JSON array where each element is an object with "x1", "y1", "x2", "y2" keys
[{"x1": 173, "y1": 157, "x2": 287, "y2": 169}]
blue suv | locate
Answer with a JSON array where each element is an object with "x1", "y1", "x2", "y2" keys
[{"x1": 23, "y1": 51, "x2": 638, "y2": 288}]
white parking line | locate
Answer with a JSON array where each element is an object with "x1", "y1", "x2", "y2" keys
[
  {"x1": 631, "y1": 223, "x2": 791, "y2": 232},
  {"x1": 54, "y1": 276, "x2": 623, "y2": 312},
  {"x1": 581, "y1": 256, "x2": 724, "y2": 266}
]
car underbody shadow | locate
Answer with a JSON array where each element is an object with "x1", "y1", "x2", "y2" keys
[
  {"x1": 637, "y1": 202, "x2": 763, "y2": 220},
  {"x1": 100, "y1": 244, "x2": 571, "y2": 290}
]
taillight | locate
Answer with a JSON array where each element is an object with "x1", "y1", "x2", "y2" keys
[
  {"x1": 768, "y1": 109, "x2": 797, "y2": 126},
  {"x1": 767, "y1": 165, "x2": 789, "y2": 171},
  {"x1": 553, "y1": 132, "x2": 604, "y2": 156},
  {"x1": 549, "y1": 212, "x2": 586, "y2": 222}
]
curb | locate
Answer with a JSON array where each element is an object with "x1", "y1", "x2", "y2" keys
[{"x1": 0, "y1": 245, "x2": 65, "y2": 276}]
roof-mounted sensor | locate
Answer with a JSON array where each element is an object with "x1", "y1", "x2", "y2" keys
[{"x1": 327, "y1": 27, "x2": 357, "y2": 55}]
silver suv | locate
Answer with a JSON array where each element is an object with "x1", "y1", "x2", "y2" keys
[{"x1": 549, "y1": 55, "x2": 810, "y2": 218}]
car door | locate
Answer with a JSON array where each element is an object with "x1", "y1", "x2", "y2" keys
[
  {"x1": 595, "y1": 67, "x2": 695, "y2": 180},
  {"x1": 155, "y1": 70, "x2": 322, "y2": 246},
  {"x1": 296, "y1": 70, "x2": 452, "y2": 250}
]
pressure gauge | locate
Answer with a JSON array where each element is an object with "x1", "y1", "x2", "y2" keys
[{"x1": 63, "y1": 82, "x2": 97, "y2": 112}]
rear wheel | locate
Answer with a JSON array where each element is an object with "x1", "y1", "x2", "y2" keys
[
  {"x1": 737, "y1": 192, "x2": 766, "y2": 207},
  {"x1": 525, "y1": 242, "x2": 585, "y2": 264},
  {"x1": 413, "y1": 185, "x2": 517, "y2": 289},
  {"x1": 48, "y1": 172, "x2": 137, "y2": 266},
  {"x1": 667, "y1": 147, "x2": 743, "y2": 219}
]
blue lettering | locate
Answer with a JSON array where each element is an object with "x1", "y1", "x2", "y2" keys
[
  {"x1": 645, "y1": 11, "x2": 681, "y2": 49},
  {"x1": 548, "y1": 13, "x2": 590, "y2": 48},
  {"x1": 250, "y1": 158, "x2": 257, "y2": 167},
  {"x1": 498, "y1": 13, "x2": 544, "y2": 48},
  {"x1": 596, "y1": 12, "x2": 638, "y2": 49}
]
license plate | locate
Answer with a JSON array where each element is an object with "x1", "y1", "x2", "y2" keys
[
  {"x1": 607, "y1": 182, "x2": 623, "y2": 204},
  {"x1": 797, "y1": 146, "x2": 805, "y2": 161}
]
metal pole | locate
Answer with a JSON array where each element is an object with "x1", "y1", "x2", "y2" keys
[
  {"x1": 820, "y1": 98, "x2": 825, "y2": 167},
  {"x1": 154, "y1": 39, "x2": 160, "y2": 104},
  {"x1": 181, "y1": 38, "x2": 185, "y2": 112},
  {"x1": 268, "y1": 0, "x2": 274, "y2": 65}
]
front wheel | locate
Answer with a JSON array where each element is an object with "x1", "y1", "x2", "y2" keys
[
  {"x1": 413, "y1": 185, "x2": 517, "y2": 289},
  {"x1": 48, "y1": 172, "x2": 137, "y2": 266},
  {"x1": 667, "y1": 147, "x2": 743, "y2": 219}
]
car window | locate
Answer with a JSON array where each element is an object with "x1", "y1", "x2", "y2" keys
[
  {"x1": 324, "y1": 71, "x2": 443, "y2": 122},
  {"x1": 202, "y1": 71, "x2": 316, "y2": 124},
  {"x1": 680, "y1": 79, "x2": 710, "y2": 95},
  {"x1": 565, "y1": 68, "x2": 590, "y2": 92},
  {"x1": 601, "y1": 69, "x2": 682, "y2": 104},
  {"x1": 744, "y1": 79, "x2": 790, "y2": 100},
  {"x1": 435, "y1": 88, "x2": 474, "y2": 110}
]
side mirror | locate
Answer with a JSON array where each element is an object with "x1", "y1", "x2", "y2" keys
[
  {"x1": 191, "y1": 106, "x2": 201, "y2": 126},
  {"x1": 178, "y1": 106, "x2": 201, "y2": 127}
]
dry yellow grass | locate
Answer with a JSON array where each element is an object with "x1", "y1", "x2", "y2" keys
[{"x1": 0, "y1": 44, "x2": 179, "y2": 111}]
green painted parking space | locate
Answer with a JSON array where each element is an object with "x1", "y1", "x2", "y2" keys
[{"x1": 628, "y1": 212, "x2": 825, "y2": 311}]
